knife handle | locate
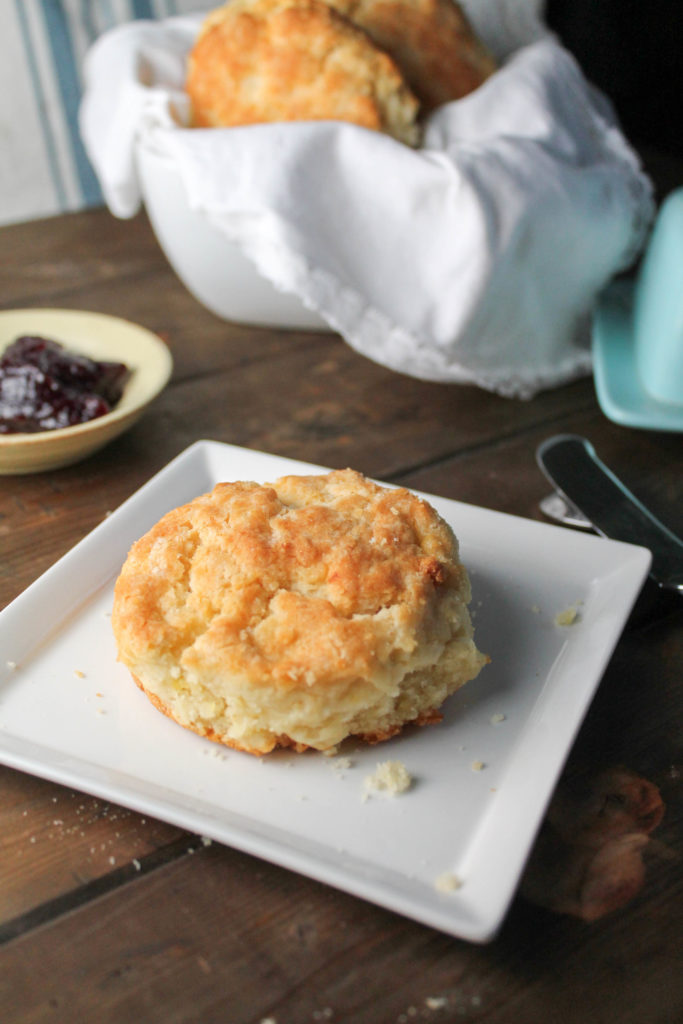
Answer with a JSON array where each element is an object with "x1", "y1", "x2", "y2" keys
[{"x1": 536, "y1": 435, "x2": 683, "y2": 595}]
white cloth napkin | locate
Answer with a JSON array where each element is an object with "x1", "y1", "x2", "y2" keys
[{"x1": 80, "y1": 7, "x2": 654, "y2": 398}]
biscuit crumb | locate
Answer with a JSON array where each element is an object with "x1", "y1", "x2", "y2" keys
[
  {"x1": 555, "y1": 601, "x2": 582, "y2": 626},
  {"x1": 490, "y1": 713, "x2": 506, "y2": 725},
  {"x1": 435, "y1": 871, "x2": 462, "y2": 893},
  {"x1": 471, "y1": 760, "x2": 485, "y2": 771},
  {"x1": 363, "y1": 760, "x2": 412, "y2": 798},
  {"x1": 330, "y1": 756, "x2": 353, "y2": 777},
  {"x1": 73, "y1": 669, "x2": 86, "y2": 679}
]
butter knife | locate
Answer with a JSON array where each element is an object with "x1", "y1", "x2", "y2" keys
[{"x1": 536, "y1": 434, "x2": 683, "y2": 599}]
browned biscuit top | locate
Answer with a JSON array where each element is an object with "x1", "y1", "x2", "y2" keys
[
  {"x1": 113, "y1": 469, "x2": 466, "y2": 690},
  {"x1": 112, "y1": 468, "x2": 489, "y2": 754},
  {"x1": 186, "y1": 0, "x2": 420, "y2": 144},
  {"x1": 320, "y1": 0, "x2": 497, "y2": 111}
]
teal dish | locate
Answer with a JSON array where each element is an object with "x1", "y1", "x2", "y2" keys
[
  {"x1": 593, "y1": 187, "x2": 683, "y2": 432},
  {"x1": 593, "y1": 280, "x2": 683, "y2": 432}
]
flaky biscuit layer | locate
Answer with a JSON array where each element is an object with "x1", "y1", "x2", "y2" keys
[{"x1": 112, "y1": 469, "x2": 488, "y2": 754}]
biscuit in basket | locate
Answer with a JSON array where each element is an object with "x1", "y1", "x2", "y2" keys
[
  {"x1": 320, "y1": 0, "x2": 497, "y2": 111},
  {"x1": 186, "y1": 0, "x2": 420, "y2": 145},
  {"x1": 112, "y1": 469, "x2": 488, "y2": 755}
]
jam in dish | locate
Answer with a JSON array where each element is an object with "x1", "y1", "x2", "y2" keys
[{"x1": 0, "y1": 336, "x2": 131, "y2": 434}]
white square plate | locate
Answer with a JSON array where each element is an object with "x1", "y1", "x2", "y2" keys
[{"x1": 0, "y1": 441, "x2": 651, "y2": 941}]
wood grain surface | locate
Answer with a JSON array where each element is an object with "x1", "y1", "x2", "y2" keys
[{"x1": 0, "y1": 206, "x2": 681, "y2": 1024}]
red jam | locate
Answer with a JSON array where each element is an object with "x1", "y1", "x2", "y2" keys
[{"x1": 0, "y1": 336, "x2": 131, "y2": 434}]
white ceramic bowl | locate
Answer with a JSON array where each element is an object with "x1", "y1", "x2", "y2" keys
[
  {"x1": 0, "y1": 308, "x2": 173, "y2": 474},
  {"x1": 136, "y1": 143, "x2": 327, "y2": 330}
]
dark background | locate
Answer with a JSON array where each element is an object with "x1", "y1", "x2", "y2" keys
[{"x1": 546, "y1": 0, "x2": 681, "y2": 159}]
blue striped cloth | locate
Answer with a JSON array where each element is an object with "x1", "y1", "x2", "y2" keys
[{"x1": 1, "y1": 0, "x2": 208, "y2": 226}]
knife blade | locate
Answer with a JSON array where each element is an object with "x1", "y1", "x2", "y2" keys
[{"x1": 536, "y1": 434, "x2": 683, "y2": 597}]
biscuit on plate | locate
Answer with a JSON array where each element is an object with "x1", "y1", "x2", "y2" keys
[
  {"x1": 186, "y1": 0, "x2": 420, "y2": 145},
  {"x1": 112, "y1": 469, "x2": 488, "y2": 755},
  {"x1": 320, "y1": 0, "x2": 497, "y2": 112}
]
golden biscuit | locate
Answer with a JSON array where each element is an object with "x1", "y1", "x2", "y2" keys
[
  {"x1": 186, "y1": 0, "x2": 420, "y2": 145},
  {"x1": 112, "y1": 469, "x2": 488, "y2": 755},
  {"x1": 321, "y1": 0, "x2": 496, "y2": 111}
]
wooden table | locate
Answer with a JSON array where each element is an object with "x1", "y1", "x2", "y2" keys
[{"x1": 0, "y1": 204, "x2": 681, "y2": 1023}]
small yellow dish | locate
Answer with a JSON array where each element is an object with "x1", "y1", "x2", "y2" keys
[{"x1": 0, "y1": 308, "x2": 173, "y2": 474}]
